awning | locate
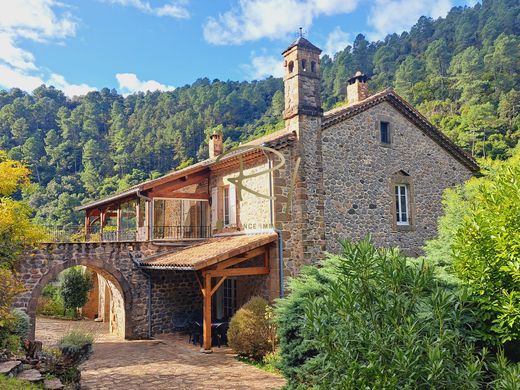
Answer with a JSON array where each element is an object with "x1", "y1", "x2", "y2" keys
[{"x1": 139, "y1": 233, "x2": 277, "y2": 270}]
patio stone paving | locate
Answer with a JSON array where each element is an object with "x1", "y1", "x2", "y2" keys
[{"x1": 36, "y1": 317, "x2": 285, "y2": 389}]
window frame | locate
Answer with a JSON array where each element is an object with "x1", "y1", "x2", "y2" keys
[
  {"x1": 390, "y1": 171, "x2": 415, "y2": 232},
  {"x1": 222, "y1": 185, "x2": 230, "y2": 227},
  {"x1": 380, "y1": 121, "x2": 391, "y2": 145},
  {"x1": 395, "y1": 184, "x2": 409, "y2": 226},
  {"x1": 375, "y1": 116, "x2": 393, "y2": 147}
]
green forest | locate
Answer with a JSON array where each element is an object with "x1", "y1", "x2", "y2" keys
[{"x1": 0, "y1": 0, "x2": 518, "y2": 226}]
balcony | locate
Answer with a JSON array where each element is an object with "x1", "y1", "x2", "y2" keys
[{"x1": 43, "y1": 224, "x2": 211, "y2": 243}]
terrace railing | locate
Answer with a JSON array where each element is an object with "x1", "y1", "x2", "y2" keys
[
  {"x1": 152, "y1": 225, "x2": 211, "y2": 241},
  {"x1": 42, "y1": 225, "x2": 211, "y2": 243}
]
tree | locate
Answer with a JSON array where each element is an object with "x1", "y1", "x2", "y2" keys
[
  {"x1": 60, "y1": 267, "x2": 93, "y2": 318},
  {"x1": 0, "y1": 151, "x2": 44, "y2": 270}
]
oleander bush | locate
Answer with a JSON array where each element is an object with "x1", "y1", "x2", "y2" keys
[
  {"x1": 228, "y1": 297, "x2": 275, "y2": 361},
  {"x1": 276, "y1": 238, "x2": 488, "y2": 389}
]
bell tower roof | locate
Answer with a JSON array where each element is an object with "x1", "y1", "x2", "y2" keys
[{"x1": 282, "y1": 36, "x2": 322, "y2": 56}]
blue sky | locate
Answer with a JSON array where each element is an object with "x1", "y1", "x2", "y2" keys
[{"x1": 0, "y1": 0, "x2": 475, "y2": 96}]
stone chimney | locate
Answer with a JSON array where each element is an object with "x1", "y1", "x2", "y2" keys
[
  {"x1": 346, "y1": 71, "x2": 370, "y2": 105},
  {"x1": 209, "y1": 131, "x2": 223, "y2": 158}
]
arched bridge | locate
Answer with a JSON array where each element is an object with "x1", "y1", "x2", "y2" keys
[{"x1": 14, "y1": 242, "x2": 161, "y2": 340}]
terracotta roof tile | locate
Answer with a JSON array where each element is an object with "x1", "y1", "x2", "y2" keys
[{"x1": 139, "y1": 233, "x2": 277, "y2": 270}]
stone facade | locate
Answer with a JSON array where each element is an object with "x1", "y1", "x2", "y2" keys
[
  {"x1": 321, "y1": 101, "x2": 473, "y2": 256},
  {"x1": 149, "y1": 270, "x2": 201, "y2": 334}
]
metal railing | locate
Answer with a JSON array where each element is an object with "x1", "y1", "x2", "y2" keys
[
  {"x1": 42, "y1": 225, "x2": 211, "y2": 243},
  {"x1": 152, "y1": 225, "x2": 211, "y2": 241}
]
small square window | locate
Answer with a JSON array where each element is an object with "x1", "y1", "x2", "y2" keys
[{"x1": 380, "y1": 121, "x2": 390, "y2": 144}]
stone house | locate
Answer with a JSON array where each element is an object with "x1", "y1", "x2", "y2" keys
[{"x1": 75, "y1": 37, "x2": 478, "y2": 350}]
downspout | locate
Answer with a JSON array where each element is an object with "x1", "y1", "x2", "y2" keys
[
  {"x1": 262, "y1": 145, "x2": 285, "y2": 298},
  {"x1": 130, "y1": 252, "x2": 152, "y2": 339}
]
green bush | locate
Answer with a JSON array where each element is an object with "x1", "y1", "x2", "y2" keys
[
  {"x1": 60, "y1": 267, "x2": 92, "y2": 318},
  {"x1": 10, "y1": 308, "x2": 30, "y2": 338},
  {"x1": 490, "y1": 352, "x2": 520, "y2": 389},
  {"x1": 0, "y1": 334, "x2": 21, "y2": 354},
  {"x1": 58, "y1": 330, "x2": 94, "y2": 352},
  {"x1": 452, "y1": 150, "x2": 520, "y2": 345},
  {"x1": 276, "y1": 238, "x2": 486, "y2": 389},
  {"x1": 228, "y1": 297, "x2": 275, "y2": 361}
]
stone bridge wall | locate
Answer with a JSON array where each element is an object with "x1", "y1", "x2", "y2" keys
[{"x1": 14, "y1": 241, "x2": 168, "y2": 340}]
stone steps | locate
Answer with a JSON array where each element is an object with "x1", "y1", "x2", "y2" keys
[
  {"x1": 0, "y1": 360, "x2": 22, "y2": 376},
  {"x1": 0, "y1": 360, "x2": 64, "y2": 389}
]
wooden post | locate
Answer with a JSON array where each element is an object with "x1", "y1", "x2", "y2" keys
[
  {"x1": 84, "y1": 212, "x2": 89, "y2": 240},
  {"x1": 116, "y1": 205, "x2": 122, "y2": 241},
  {"x1": 203, "y1": 273, "x2": 212, "y2": 352},
  {"x1": 100, "y1": 209, "x2": 105, "y2": 239},
  {"x1": 135, "y1": 200, "x2": 140, "y2": 241}
]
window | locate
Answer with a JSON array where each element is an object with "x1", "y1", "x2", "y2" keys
[
  {"x1": 395, "y1": 185, "x2": 409, "y2": 225},
  {"x1": 301, "y1": 59, "x2": 307, "y2": 71},
  {"x1": 223, "y1": 279, "x2": 236, "y2": 319},
  {"x1": 223, "y1": 186, "x2": 230, "y2": 226},
  {"x1": 311, "y1": 61, "x2": 316, "y2": 73},
  {"x1": 380, "y1": 121, "x2": 390, "y2": 144},
  {"x1": 288, "y1": 61, "x2": 294, "y2": 73}
]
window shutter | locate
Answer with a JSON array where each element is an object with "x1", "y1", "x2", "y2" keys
[
  {"x1": 229, "y1": 183, "x2": 237, "y2": 225},
  {"x1": 211, "y1": 187, "x2": 218, "y2": 229}
]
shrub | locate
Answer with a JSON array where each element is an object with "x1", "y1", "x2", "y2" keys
[
  {"x1": 10, "y1": 308, "x2": 30, "y2": 338},
  {"x1": 452, "y1": 151, "x2": 520, "y2": 345},
  {"x1": 60, "y1": 267, "x2": 92, "y2": 318},
  {"x1": 0, "y1": 334, "x2": 21, "y2": 354},
  {"x1": 58, "y1": 330, "x2": 94, "y2": 366},
  {"x1": 276, "y1": 238, "x2": 486, "y2": 389},
  {"x1": 228, "y1": 297, "x2": 274, "y2": 361}
]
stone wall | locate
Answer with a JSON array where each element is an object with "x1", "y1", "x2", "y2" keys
[
  {"x1": 149, "y1": 270, "x2": 202, "y2": 334},
  {"x1": 14, "y1": 241, "x2": 170, "y2": 340},
  {"x1": 321, "y1": 101, "x2": 474, "y2": 256}
]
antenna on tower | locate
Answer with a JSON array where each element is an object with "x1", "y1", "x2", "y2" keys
[{"x1": 299, "y1": 27, "x2": 303, "y2": 37}]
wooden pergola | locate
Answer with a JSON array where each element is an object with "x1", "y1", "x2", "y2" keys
[
  {"x1": 195, "y1": 246, "x2": 270, "y2": 352},
  {"x1": 138, "y1": 233, "x2": 277, "y2": 353}
]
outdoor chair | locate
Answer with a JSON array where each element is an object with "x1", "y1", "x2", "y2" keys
[
  {"x1": 172, "y1": 312, "x2": 192, "y2": 332},
  {"x1": 189, "y1": 321, "x2": 203, "y2": 347},
  {"x1": 214, "y1": 322, "x2": 229, "y2": 347}
]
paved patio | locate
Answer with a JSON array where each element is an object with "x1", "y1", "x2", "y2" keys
[{"x1": 35, "y1": 317, "x2": 285, "y2": 389}]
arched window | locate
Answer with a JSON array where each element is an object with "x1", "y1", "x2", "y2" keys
[
  {"x1": 311, "y1": 61, "x2": 316, "y2": 73},
  {"x1": 391, "y1": 170, "x2": 414, "y2": 231},
  {"x1": 301, "y1": 59, "x2": 307, "y2": 71},
  {"x1": 288, "y1": 61, "x2": 294, "y2": 73}
]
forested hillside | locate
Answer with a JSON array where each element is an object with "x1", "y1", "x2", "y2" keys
[{"x1": 0, "y1": 0, "x2": 518, "y2": 225}]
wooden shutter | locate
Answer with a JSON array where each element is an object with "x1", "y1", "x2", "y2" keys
[
  {"x1": 211, "y1": 186, "x2": 218, "y2": 229},
  {"x1": 229, "y1": 183, "x2": 237, "y2": 225}
]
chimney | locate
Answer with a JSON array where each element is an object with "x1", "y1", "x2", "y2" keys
[
  {"x1": 209, "y1": 131, "x2": 223, "y2": 158},
  {"x1": 346, "y1": 71, "x2": 370, "y2": 105}
]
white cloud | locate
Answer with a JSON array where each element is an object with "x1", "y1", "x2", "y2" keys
[
  {"x1": 104, "y1": 0, "x2": 190, "y2": 18},
  {"x1": 324, "y1": 26, "x2": 351, "y2": 56},
  {"x1": 367, "y1": 0, "x2": 453, "y2": 40},
  {"x1": 116, "y1": 73, "x2": 175, "y2": 95},
  {"x1": 241, "y1": 52, "x2": 284, "y2": 80},
  {"x1": 203, "y1": 0, "x2": 359, "y2": 45},
  {"x1": 0, "y1": 0, "x2": 96, "y2": 97}
]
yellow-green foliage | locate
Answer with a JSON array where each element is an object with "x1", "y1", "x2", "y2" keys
[
  {"x1": 0, "y1": 151, "x2": 46, "y2": 270},
  {"x1": 453, "y1": 148, "x2": 520, "y2": 344},
  {"x1": 0, "y1": 375, "x2": 41, "y2": 389},
  {"x1": 228, "y1": 297, "x2": 274, "y2": 361}
]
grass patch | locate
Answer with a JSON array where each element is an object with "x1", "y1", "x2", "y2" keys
[
  {"x1": 235, "y1": 355, "x2": 280, "y2": 375},
  {"x1": 58, "y1": 330, "x2": 94, "y2": 351},
  {"x1": 0, "y1": 375, "x2": 42, "y2": 389}
]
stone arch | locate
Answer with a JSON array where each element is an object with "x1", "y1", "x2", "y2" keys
[{"x1": 26, "y1": 256, "x2": 134, "y2": 340}]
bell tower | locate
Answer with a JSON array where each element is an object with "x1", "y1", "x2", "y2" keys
[
  {"x1": 280, "y1": 35, "x2": 325, "y2": 269},
  {"x1": 282, "y1": 36, "x2": 323, "y2": 133}
]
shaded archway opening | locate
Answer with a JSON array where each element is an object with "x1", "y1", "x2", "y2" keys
[{"x1": 27, "y1": 260, "x2": 132, "y2": 341}]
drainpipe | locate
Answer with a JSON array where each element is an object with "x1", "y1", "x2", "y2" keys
[
  {"x1": 262, "y1": 145, "x2": 285, "y2": 298},
  {"x1": 130, "y1": 252, "x2": 152, "y2": 338}
]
